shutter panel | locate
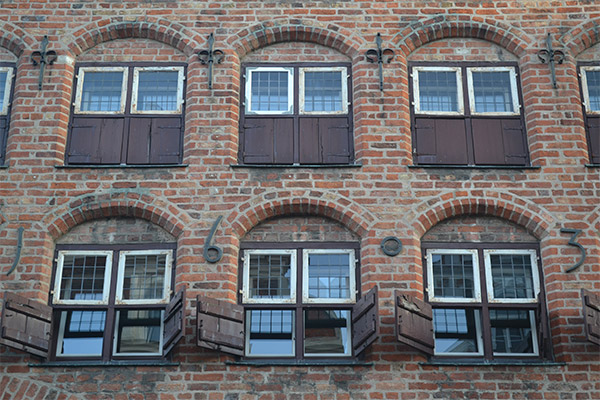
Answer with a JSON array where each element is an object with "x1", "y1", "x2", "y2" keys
[
  {"x1": 413, "y1": 117, "x2": 468, "y2": 165},
  {"x1": 67, "y1": 117, "x2": 124, "y2": 164},
  {"x1": 163, "y1": 288, "x2": 186, "y2": 356},
  {"x1": 242, "y1": 118, "x2": 294, "y2": 164},
  {"x1": 298, "y1": 117, "x2": 320, "y2": 164},
  {"x1": 586, "y1": 116, "x2": 600, "y2": 164},
  {"x1": 0, "y1": 293, "x2": 52, "y2": 358},
  {"x1": 352, "y1": 286, "x2": 379, "y2": 356},
  {"x1": 0, "y1": 116, "x2": 7, "y2": 165},
  {"x1": 582, "y1": 289, "x2": 600, "y2": 346},
  {"x1": 127, "y1": 118, "x2": 151, "y2": 164},
  {"x1": 535, "y1": 293, "x2": 552, "y2": 359},
  {"x1": 149, "y1": 117, "x2": 182, "y2": 164},
  {"x1": 395, "y1": 291, "x2": 434, "y2": 355},
  {"x1": 299, "y1": 117, "x2": 351, "y2": 165},
  {"x1": 197, "y1": 295, "x2": 245, "y2": 356},
  {"x1": 472, "y1": 118, "x2": 527, "y2": 166}
]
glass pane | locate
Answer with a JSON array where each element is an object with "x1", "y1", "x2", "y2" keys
[
  {"x1": 0, "y1": 71, "x2": 7, "y2": 111},
  {"x1": 304, "y1": 309, "x2": 350, "y2": 355},
  {"x1": 418, "y1": 70, "x2": 459, "y2": 112},
  {"x1": 471, "y1": 71, "x2": 514, "y2": 113},
  {"x1": 586, "y1": 70, "x2": 600, "y2": 111},
  {"x1": 114, "y1": 309, "x2": 162, "y2": 354},
  {"x1": 489, "y1": 254, "x2": 535, "y2": 299},
  {"x1": 490, "y1": 309, "x2": 535, "y2": 354},
  {"x1": 431, "y1": 253, "x2": 476, "y2": 298},
  {"x1": 250, "y1": 71, "x2": 289, "y2": 112},
  {"x1": 248, "y1": 253, "x2": 292, "y2": 299},
  {"x1": 136, "y1": 71, "x2": 179, "y2": 111},
  {"x1": 59, "y1": 254, "x2": 108, "y2": 301},
  {"x1": 433, "y1": 308, "x2": 480, "y2": 354},
  {"x1": 80, "y1": 71, "x2": 124, "y2": 112},
  {"x1": 303, "y1": 71, "x2": 343, "y2": 112},
  {"x1": 307, "y1": 253, "x2": 351, "y2": 299},
  {"x1": 247, "y1": 310, "x2": 294, "y2": 356},
  {"x1": 121, "y1": 253, "x2": 168, "y2": 301},
  {"x1": 58, "y1": 310, "x2": 105, "y2": 356}
]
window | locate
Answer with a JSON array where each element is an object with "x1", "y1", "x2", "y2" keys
[
  {"x1": 239, "y1": 64, "x2": 353, "y2": 165},
  {"x1": 578, "y1": 65, "x2": 600, "y2": 164},
  {"x1": 0, "y1": 64, "x2": 15, "y2": 166},
  {"x1": 410, "y1": 63, "x2": 529, "y2": 166},
  {"x1": 66, "y1": 63, "x2": 186, "y2": 165}
]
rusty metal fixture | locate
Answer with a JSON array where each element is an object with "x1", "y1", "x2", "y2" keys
[
  {"x1": 198, "y1": 33, "x2": 225, "y2": 90},
  {"x1": 6, "y1": 226, "x2": 24, "y2": 276},
  {"x1": 537, "y1": 33, "x2": 565, "y2": 89},
  {"x1": 365, "y1": 33, "x2": 395, "y2": 91},
  {"x1": 203, "y1": 215, "x2": 223, "y2": 263},
  {"x1": 31, "y1": 35, "x2": 58, "y2": 91}
]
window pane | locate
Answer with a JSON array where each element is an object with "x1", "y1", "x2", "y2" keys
[
  {"x1": 136, "y1": 71, "x2": 179, "y2": 111},
  {"x1": 58, "y1": 310, "x2": 105, "y2": 356},
  {"x1": 431, "y1": 253, "x2": 476, "y2": 298},
  {"x1": 489, "y1": 254, "x2": 535, "y2": 299},
  {"x1": 303, "y1": 71, "x2": 343, "y2": 112},
  {"x1": 490, "y1": 309, "x2": 535, "y2": 354},
  {"x1": 247, "y1": 310, "x2": 294, "y2": 356},
  {"x1": 121, "y1": 253, "x2": 168, "y2": 301},
  {"x1": 307, "y1": 253, "x2": 351, "y2": 299},
  {"x1": 250, "y1": 71, "x2": 289, "y2": 112},
  {"x1": 59, "y1": 254, "x2": 108, "y2": 301},
  {"x1": 586, "y1": 70, "x2": 600, "y2": 111},
  {"x1": 304, "y1": 309, "x2": 350, "y2": 355},
  {"x1": 114, "y1": 309, "x2": 162, "y2": 354},
  {"x1": 418, "y1": 71, "x2": 459, "y2": 112},
  {"x1": 471, "y1": 71, "x2": 514, "y2": 113},
  {"x1": 248, "y1": 253, "x2": 292, "y2": 299},
  {"x1": 80, "y1": 71, "x2": 124, "y2": 112},
  {"x1": 433, "y1": 308, "x2": 480, "y2": 354},
  {"x1": 0, "y1": 71, "x2": 7, "y2": 111}
]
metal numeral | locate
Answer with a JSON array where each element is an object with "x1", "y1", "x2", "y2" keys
[
  {"x1": 203, "y1": 216, "x2": 223, "y2": 263},
  {"x1": 560, "y1": 228, "x2": 587, "y2": 273}
]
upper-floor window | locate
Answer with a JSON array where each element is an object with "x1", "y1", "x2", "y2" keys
[
  {"x1": 410, "y1": 63, "x2": 529, "y2": 166},
  {"x1": 0, "y1": 64, "x2": 15, "y2": 166},
  {"x1": 578, "y1": 64, "x2": 600, "y2": 164},
  {"x1": 239, "y1": 64, "x2": 354, "y2": 165},
  {"x1": 66, "y1": 63, "x2": 186, "y2": 166}
]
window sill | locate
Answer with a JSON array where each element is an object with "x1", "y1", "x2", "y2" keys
[
  {"x1": 421, "y1": 360, "x2": 565, "y2": 367},
  {"x1": 227, "y1": 360, "x2": 372, "y2": 367},
  {"x1": 231, "y1": 163, "x2": 362, "y2": 169},
  {"x1": 585, "y1": 164, "x2": 600, "y2": 168},
  {"x1": 56, "y1": 164, "x2": 188, "y2": 169},
  {"x1": 29, "y1": 360, "x2": 180, "y2": 368},
  {"x1": 0, "y1": 164, "x2": 7, "y2": 169},
  {"x1": 409, "y1": 164, "x2": 541, "y2": 170}
]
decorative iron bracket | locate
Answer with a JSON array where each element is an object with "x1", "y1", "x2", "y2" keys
[
  {"x1": 537, "y1": 33, "x2": 565, "y2": 89},
  {"x1": 31, "y1": 35, "x2": 57, "y2": 91},
  {"x1": 203, "y1": 216, "x2": 223, "y2": 263},
  {"x1": 198, "y1": 33, "x2": 225, "y2": 90},
  {"x1": 365, "y1": 33, "x2": 395, "y2": 91}
]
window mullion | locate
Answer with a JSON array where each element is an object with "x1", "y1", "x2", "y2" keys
[
  {"x1": 293, "y1": 66, "x2": 300, "y2": 165},
  {"x1": 102, "y1": 250, "x2": 120, "y2": 361},
  {"x1": 296, "y1": 248, "x2": 303, "y2": 358},
  {"x1": 478, "y1": 248, "x2": 493, "y2": 360}
]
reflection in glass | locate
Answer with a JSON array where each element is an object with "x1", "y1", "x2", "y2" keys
[
  {"x1": 304, "y1": 309, "x2": 350, "y2": 355},
  {"x1": 121, "y1": 254, "x2": 167, "y2": 301},
  {"x1": 307, "y1": 253, "x2": 351, "y2": 299},
  {"x1": 489, "y1": 254, "x2": 534, "y2": 299},
  {"x1": 433, "y1": 308, "x2": 480, "y2": 354},
  {"x1": 80, "y1": 71, "x2": 124, "y2": 112},
  {"x1": 418, "y1": 70, "x2": 459, "y2": 112},
  {"x1": 490, "y1": 309, "x2": 534, "y2": 354},
  {"x1": 136, "y1": 71, "x2": 179, "y2": 111},
  {"x1": 250, "y1": 71, "x2": 289, "y2": 112},
  {"x1": 431, "y1": 253, "x2": 475, "y2": 298},
  {"x1": 247, "y1": 310, "x2": 294, "y2": 356},
  {"x1": 249, "y1": 254, "x2": 292, "y2": 299},
  {"x1": 114, "y1": 309, "x2": 162, "y2": 354},
  {"x1": 586, "y1": 70, "x2": 600, "y2": 111},
  {"x1": 471, "y1": 71, "x2": 514, "y2": 113},
  {"x1": 59, "y1": 254, "x2": 107, "y2": 301},
  {"x1": 304, "y1": 71, "x2": 343, "y2": 112},
  {"x1": 58, "y1": 310, "x2": 105, "y2": 356},
  {"x1": 0, "y1": 71, "x2": 7, "y2": 110}
]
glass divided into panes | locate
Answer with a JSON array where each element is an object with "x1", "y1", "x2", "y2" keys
[
  {"x1": 120, "y1": 253, "x2": 168, "y2": 301},
  {"x1": 490, "y1": 309, "x2": 536, "y2": 354},
  {"x1": 433, "y1": 308, "x2": 481, "y2": 354},
  {"x1": 135, "y1": 70, "x2": 180, "y2": 112},
  {"x1": 584, "y1": 69, "x2": 600, "y2": 112},
  {"x1": 250, "y1": 69, "x2": 291, "y2": 112},
  {"x1": 471, "y1": 70, "x2": 514, "y2": 113},
  {"x1": 304, "y1": 309, "x2": 351, "y2": 356},
  {"x1": 488, "y1": 253, "x2": 535, "y2": 300},
  {"x1": 306, "y1": 252, "x2": 352, "y2": 300},
  {"x1": 0, "y1": 69, "x2": 8, "y2": 112},
  {"x1": 430, "y1": 252, "x2": 477, "y2": 299},
  {"x1": 80, "y1": 71, "x2": 125, "y2": 112},
  {"x1": 248, "y1": 253, "x2": 293, "y2": 300},
  {"x1": 114, "y1": 309, "x2": 162, "y2": 355},
  {"x1": 303, "y1": 71, "x2": 343, "y2": 113},
  {"x1": 247, "y1": 309, "x2": 294, "y2": 356},
  {"x1": 58, "y1": 254, "x2": 109, "y2": 302},
  {"x1": 417, "y1": 70, "x2": 460, "y2": 113},
  {"x1": 57, "y1": 310, "x2": 106, "y2": 357}
]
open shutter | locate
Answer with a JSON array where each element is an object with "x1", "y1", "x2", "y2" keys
[
  {"x1": 197, "y1": 295, "x2": 244, "y2": 356},
  {"x1": 0, "y1": 293, "x2": 52, "y2": 358},
  {"x1": 472, "y1": 118, "x2": 527, "y2": 166},
  {"x1": 395, "y1": 291, "x2": 434, "y2": 355},
  {"x1": 163, "y1": 288, "x2": 186, "y2": 356},
  {"x1": 586, "y1": 116, "x2": 600, "y2": 164},
  {"x1": 582, "y1": 289, "x2": 600, "y2": 346},
  {"x1": 242, "y1": 118, "x2": 294, "y2": 164},
  {"x1": 413, "y1": 117, "x2": 468, "y2": 165},
  {"x1": 67, "y1": 117, "x2": 124, "y2": 164},
  {"x1": 535, "y1": 293, "x2": 552, "y2": 359},
  {"x1": 0, "y1": 116, "x2": 7, "y2": 165},
  {"x1": 352, "y1": 286, "x2": 379, "y2": 356}
]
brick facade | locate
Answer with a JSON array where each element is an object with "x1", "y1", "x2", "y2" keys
[{"x1": 0, "y1": 1, "x2": 598, "y2": 399}]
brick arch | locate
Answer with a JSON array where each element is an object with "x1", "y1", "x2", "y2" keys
[
  {"x1": 229, "y1": 19, "x2": 364, "y2": 60},
  {"x1": 64, "y1": 17, "x2": 202, "y2": 58},
  {"x1": 0, "y1": 21, "x2": 36, "y2": 57},
  {"x1": 561, "y1": 18, "x2": 600, "y2": 57},
  {"x1": 227, "y1": 191, "x2": 376, "y2": 240},
  {"x1": 395, "y1": 15, "x2": 531, "y2": 58},
  {"x1": 410, "y1": 192, "x2": 554, "y2": 240}
]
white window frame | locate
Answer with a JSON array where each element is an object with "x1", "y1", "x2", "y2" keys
[
  {"x1": 426, "y1": 249, "x2": 481, "y2": 303},
  {"x1": 302, "y1": 249, "x2": 356, "y2": 304},
  {"x1": 467, "y1": 66, "x2": 520, "y2": 116},
  {"x1": 242, "y1": 249, "x2": 297, "y2": 304},
  {"x1": 74, "y1": 66, "x2": 128, "y2": 114},
  {"x1": 433, "y1": 308, "x2": 484, "y2": 357},
  {"x1": 245, "y1": 66, "x2": 294, "y2": 115},
  {"x1": 130, "y1": 66, "x2": 185, "y2": 114},
  {"x1": 303, "y1": 309, "x2": 352, "y2": 357},
  {"x1": 55, "y1": 310, "x2": 106, "y2": 358},
  {"x1": 53, "y1": 250, "x2": 113, "y2": 305},
  {"x1": 580, "y1": 66, "x2": 600, "y2": 114},
  {"x1": 244, "y1": 309, "x2": 296, "y2": 358},
  {"x1": 412, "y1": 66, "x2": 464, "y2": 115},
  {"x1": 483, "y1": 249, "x2": 539, "y2": 304},
  {"x1": 0, "y1": 67, "x2": 14, "y2": 116},
  {"x1": 115, "y1": 249, "x2": 173, "y2": 305},
  {"x1": 112, "y1": 309, "x2": 164, "y2": 357},
  {"x1": 299, "y1": 67, "x2": 348, "y2": 115}
]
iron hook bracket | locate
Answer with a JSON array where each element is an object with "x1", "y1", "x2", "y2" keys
[
  {"x1": 537, "y1": 33, "x2": 565, "y2": 89},
  {"x1": 198, "y1": 33, "x2": 225, "y2": 90},
  {"x1": 31, "y1": 35, "x2": 58, "y2": 91},
  {"x1": 365, "y1": 33, "x2": 395, "y2": 91}
]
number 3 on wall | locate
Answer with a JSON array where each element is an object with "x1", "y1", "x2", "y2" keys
[{"x1": 560, "y1": 228, "x2": 587, "y2": 273}]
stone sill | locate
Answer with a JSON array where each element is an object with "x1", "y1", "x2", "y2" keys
[{"x1": 29, "y1": 361, "x2": 180, "y2": 368}]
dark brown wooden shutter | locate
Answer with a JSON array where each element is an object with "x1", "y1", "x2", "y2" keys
[
  {"x1": 472, "y1": 117, "x2": 527, "y2": 165},
  {"x1": 242, "y1": 118, "x2": 294, "y2": 164},
  {"x1": 163, "y1": 288, "x2": 186, "y2": 356},
  {"x1": 352, "y1": 286, "x2": 379, "y2": 356},
  {"x1": 127, "y1": 117, "x2": 182, "y2": 165},
  {"x1": 535, "y1": 293, "x2": 552, "y2": 359},
  {"x1": 395, "y1": 291, "x2": 434, "y2": 355},
  {"x1": 582, "y1": 289, "x2": 600, "y2": 346},
  {"x1": 67, "y1": 117, "x2": 124, "y2": 164},
  {"x1": 413, "y1": 117, "x2": 468, "y2": 165},
  {"x1": 0, "y1": 116, "x2": 7, "y2": 165},
  {"x1": 197, "y1": 295, "x2": 244, "y2": 356},
  {"x1": 586, "y1": 116, "x2": 600, "y2": 164},
  {"x1": 299, "y1": 117, "x2": 351, "y2": 164},
  {"x1": 0, "y1": 293, "x2": 52, "y2": 358}
]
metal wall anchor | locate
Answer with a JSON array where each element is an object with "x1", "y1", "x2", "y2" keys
[
  {"x1": 6, "y1": 226, "x2": 24, "y2": 276},
  {"x1": 31, "y1": 35, "x2": 57, "y2": 91},
  {"x1": 537, "y1": 33, "x2": 565, "y2": 89},
  {"x1": 198, "y1": 33, "x2": 225, "y2": 90},
  {"x1": 365, "y1": 33, "x2": 395, "y2": 91},
  {"x1": 203, "y1": 215, "x2": 223, "y2": 263}
]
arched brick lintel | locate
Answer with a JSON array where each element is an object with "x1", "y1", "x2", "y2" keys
[
  {"x1": 561, "y1": 18, "x2": 600, "y2": 57},
  {"x1": 0, "y1": 21, "x2": 35, "y2": 57}
]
